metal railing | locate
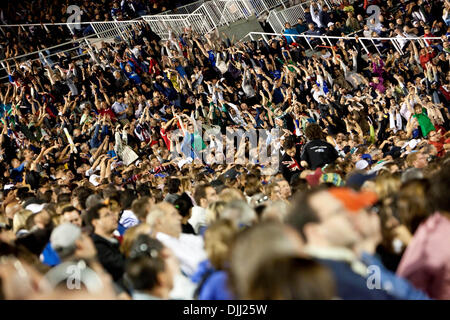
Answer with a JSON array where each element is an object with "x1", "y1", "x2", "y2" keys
[
  {"x1": 159, "y1": 0, "x2": 207, "y2": 15},
  {"x1": 143, "y1": 14, "x2": 206, "y2": 39},
  {"x1": 142, "y1": 0, "x2": 256, "y2": 39},
  {"x1": 241, "y1": 31, "x2": 444, "y2": 56},
  {"x1": 0, "y1": 0, "x2": 288, "y2": 48},
  {"x1": 90, "y1": 20, "x2": 142, "y2": 40},
  {"x1": 266, "y1": 0, "x2": 333, "y2": 33},
  {"x1": 208, "y1": 0, "x2": 253, "y2": 26},
  {"x1": 245, "y1": 0, "x2": 288, "y2": 16}
]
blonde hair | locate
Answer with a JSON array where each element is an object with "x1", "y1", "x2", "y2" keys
[
  {"x1": 204, "y1": 219, "x2": 237, "y2": 270},
  {"x1": 205, "y1": 201, "x2": 226, "y2": 225},
  {"x1": 374, "y1": 172, "x2": 401, "y2": 200},
  {"x1": 13, "y1": 209, "x2": 33, "y2": 234},
  {"x1": 219, "y1": 188, "x2": 245, "y2": 202},
  {"x1": 52, "y1": 214, "x2": 63, "y2": 227},
  {"x1": 180, "y1": 177, "x2": 192, "y2": 193},
  {"x1": 146, "y1": 203, "x2": 168, "y2": 228}
]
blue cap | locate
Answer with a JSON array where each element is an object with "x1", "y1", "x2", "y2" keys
[
  {"x1": 361, "y1": 153, "x2": 373, "y2": 164},
  {"x1": 346, "y1": 172, "x2": 377, "y2": 191}
]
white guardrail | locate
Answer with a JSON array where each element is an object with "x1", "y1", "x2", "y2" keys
[
  {"x1": 159, "y1": 0, "x2": 207, "y2": 15},
  {"x1": 142, "y1": 0, "x2": 282, "y2": 40},
  {"x1": 267, "y1": 0, "x2": 332, "y2": 34},
  {"x1": 242, "y1": 31, "x2": 445, "y2": 55}
]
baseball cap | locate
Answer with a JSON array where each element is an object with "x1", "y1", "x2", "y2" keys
[
  {"x1": 223, "y1": 168, "x2": 239, "y2": 179},
  {"x1": 361, "y1": 154, "x2": 373, "y2": 164},
  {"x1": 50, "y1": 223, "x2": 82, "y2": 258},
  {"x1": 178, "y1": 157, "x2": 193, "y2": 169},
  {"x1": 346, "y1": 172, "x2": 377, "y2": 191},
  {"x1": 329, "y1": 187, "x2": 378, "y2": 213},
  {"x1": 355, "y1": 160, "x2": 369, "y2": 170},
  {"x1": 249, "y1": 193, "x2": 269, "y2": 208}
]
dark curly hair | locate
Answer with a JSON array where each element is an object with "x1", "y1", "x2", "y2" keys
[{"x1": 304, "y1": 123, "x2": 324, "y2": 140}]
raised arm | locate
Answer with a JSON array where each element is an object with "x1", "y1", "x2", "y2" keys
[{"x1": 193, "y1": 38, "x2": 209, "y2": 58}]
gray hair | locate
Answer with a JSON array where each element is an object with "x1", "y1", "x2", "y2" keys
[
  {"x1": 220, "y1": 200, "x2": 256, "y2": 227},
  {"x1": 262, "y1": 201, "x2": 292, "y2": 222},
  {"x1": 401, "y1": 168, "x2": 424, "y2": 184}
]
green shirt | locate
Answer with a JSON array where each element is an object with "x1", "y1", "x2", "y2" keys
[{"x1": 413, "y1": 109, "x2": 435, "y2": 138}]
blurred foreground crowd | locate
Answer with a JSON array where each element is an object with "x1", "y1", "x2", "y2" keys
[{"x1": 0, "y1": 0, "x2": 450, "y2": 300}]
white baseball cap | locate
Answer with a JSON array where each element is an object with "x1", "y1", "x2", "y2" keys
[
  {"x1": 355, "y1": 160, "x2": 369, "y2": 170},
  {"x1": 50, "y1": 223, "x2": 82, "y2": 258}
]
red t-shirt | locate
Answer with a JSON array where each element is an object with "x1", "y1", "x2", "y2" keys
[
  {"x1": 424, "y1": 32, "x2": 434, "y2": 46},
  {"x1": 160, "y1": 127, "x2": 171, "y2": 151},
  {"x1": 439, "y1": 85, "x2": 450, "y2": 102},
  {"x1": 419, "y1": 50, "x2": 436, "y2": 70},
  {"x1": 99, "y1": 107, "x2": 117, "y2": 121},
  {"x1": 429, "y1": 139, "x2": 445, "y2": 157}
]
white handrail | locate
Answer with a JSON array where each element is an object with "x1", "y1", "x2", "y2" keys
[
  {"x1": 0, "y1": 22, "x2": 144, "y2": 79},
  {"x1": 266, "y1": 0, "x2": 320, "y2": 34},
  {"x1": 158, "y1": 0, "x2": 207, "y2": 15},
  {"x1": 0, "y1": 18, "x2": 144, "y2": 28},
  {"x1": 142, "y1": 0, "x2": 288, "y2": 39},
  {"x1": 244, "y1": 31, "x2": 444, "y2": 41},
  {"x1": 242, "y1": 31, "x2": 445, "y2": 55}
]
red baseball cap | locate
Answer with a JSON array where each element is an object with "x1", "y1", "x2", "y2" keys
[{"x1": 328, "y1": 187, "x2": 378, "y2": 213}]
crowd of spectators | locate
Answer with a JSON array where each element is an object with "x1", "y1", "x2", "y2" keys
[{"x1": 0, "y1": 0, "x2": 450, "y2": 300}]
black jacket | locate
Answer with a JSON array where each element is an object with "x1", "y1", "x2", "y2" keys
[
  {"x1": 301, "y1": 139, "x2": 338, "y2": 170},
  {"x1": 280, "y1": 144, "x2": 303, "y2": 183},
  {"x1": 91, "y1": 233, "x2": 125, "y2": 282}
]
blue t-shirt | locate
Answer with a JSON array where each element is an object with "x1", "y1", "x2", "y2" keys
[
  {"x1": 208, "y1": 50, "x2": 216, "y2": 67},
  {"x1": 272, "y1": 86, "x2": 284, "y2": 104},
  {"x1": 107, "y1": 150, "x2": 117, "y2": 159},
  {"x1": 0, "y1": 103, "x2": 12, "y2": 118},
  {"x1": 176, "y1": 65, "x2": 187, "y2": 78},
  {"x1": 270, "y1": 70, "x2": 282, "y2": 80},
  {"x1": 191, "y1": 260, "x2": 234, "y2": 300},
  {"x1": 11, "y1": 162, "x2": 26, "y2": 183},
  {"x1": 42, "y1": 242, "x2": 61, "y2": 267},
  {"x1": 284, "y1": 28, "x2": 299, "y2": 44}
]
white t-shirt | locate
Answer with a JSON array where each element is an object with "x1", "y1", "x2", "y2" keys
[
  {"x1": 188, "y1": 206, "x2": 207, "y2": 234},
  {"x1": 119, "y1": 209, "x2": 139, "y2": 228},
  {"x1": 89, "y1": 174, "x2": 101, "y2": 187},
  {"x1": 156, "y1": 232, "x2": 207, "y2": 277}
]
